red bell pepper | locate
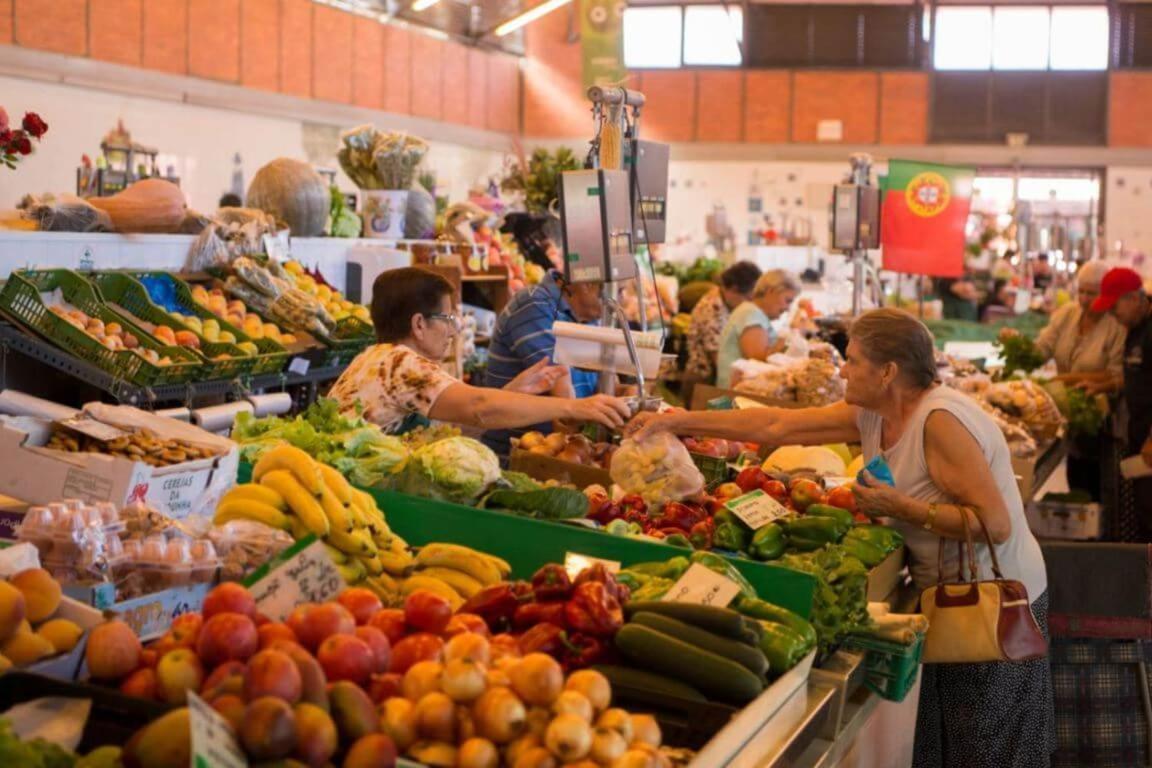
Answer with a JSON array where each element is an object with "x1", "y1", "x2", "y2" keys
[
  {"x1": 588, "y1": 499, "x2": 623, "y2": 525},
  {"x1": 517, "y1": 622, "x2": 567, "y2": 657},
  {"x1": 562, "y1": 632, "x2": 609, "y2": 670},
  {"x1": 658, "y1": 501, "x2": 705, "y2": 531},
  {"x1": 564, "y1": 582, "x2": 624, "y2": 636},
  {"x1": 574, "y1": 563, "x2": 630, "y2": 603},
  {"x1": 531, "y1": 564, "x2": 573, "y2": 601},
  {"x1": 459, "y1": 582, "x2": 532, "y2": 633},
  {"x1": 513, "y1": 601, "x2": 569, "y2": 631},
  {"x1": 690, "y1": 518, "x2": 716, "y2": 550}
]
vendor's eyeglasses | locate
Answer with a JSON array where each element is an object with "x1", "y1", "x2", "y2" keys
[{"x1": 426, "y1": 313, "x2": 462, "y2": 332}]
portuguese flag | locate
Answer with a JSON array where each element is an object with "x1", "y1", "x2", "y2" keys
[{"x1": 880, "y1": 160, "x2": 974, "y2": 278}]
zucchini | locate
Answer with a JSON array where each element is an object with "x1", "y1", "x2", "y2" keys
[
  {"x1": 623, "y1": 601, "x2": 749, "y2": 640},
  {"x1": 632, "y1": 612, "x2": 769, "y2": 679},
  {"x1": 592, "y1": 664, "x2": 708, "y2": 702},
  {"x1": 614, "y1": 624, "x2": 766, "y2": 705}
]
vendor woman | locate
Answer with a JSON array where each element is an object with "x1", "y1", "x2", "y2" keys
[
  {"x1": 714, "y1": 269, "x2": 801, "y2": 388},
  {"x1": 628, "y1": 308, "x2": 1052, "y2": 768},
  {"x1": 330, "y1": 267, "x2": 631, "y2": 434}
]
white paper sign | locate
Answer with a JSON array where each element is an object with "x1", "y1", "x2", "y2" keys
[
  {"x1": 0, "y1": 542, "x2": 41, "y2": 576},
  {"x1": 564, "y1": 552, "x2": 621, "y2": 579},
  {"x1": 247, "y1": 538, "x2": 344, "y2": 622},
  {"x1": 288, "y1": 357, "x2": 311, "y2": 376},
  {"x1": 263, "y1": 231, "x2": 291, "y2": 262},
  {"x1": 189, "y1": 691, "x2": 247, "y2": 768},
  {"x1": 725, "y1": 490, "x2": 790, "y2": 530},
  {"x1": 662, "y1": 563, "x2": 741, "y2": 608}
]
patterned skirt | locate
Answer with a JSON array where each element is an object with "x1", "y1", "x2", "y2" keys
[{"x1": 913, "y1": 591, "x2": 1057, "y2": 768}]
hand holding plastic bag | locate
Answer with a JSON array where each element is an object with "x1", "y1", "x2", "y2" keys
[{"x1": 610, "y1": 432, "x2": 705, "y2": 507}]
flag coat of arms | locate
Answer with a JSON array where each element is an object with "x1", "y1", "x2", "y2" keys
[{"x1": 880, "y1": 160, "x2": 975, "y2": 278}]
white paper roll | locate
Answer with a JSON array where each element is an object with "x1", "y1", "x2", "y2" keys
[
  {"x1": 192, "y1": 401, "x2": 255, "y2": 433},
  {"x1": 0, "y1": 390, "x2": 78, "y2": 420},
  {"x1": 247, "y1": 392, "x2": 293, "y2": 417},
  {"x1": 154, "y1": 407, "x2": 192, "y2": 423}
]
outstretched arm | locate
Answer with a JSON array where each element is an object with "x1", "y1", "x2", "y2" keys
[
  {"x1": 625, "y1": 400, "x2": 862, "y2": 447},
  {"x1": 431, "y1": 382, "x2": 631, "y2": 431}
]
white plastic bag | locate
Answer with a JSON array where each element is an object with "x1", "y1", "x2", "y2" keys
[{"x1": 610, "y1": 432, "x2": 705, "y2": 507}]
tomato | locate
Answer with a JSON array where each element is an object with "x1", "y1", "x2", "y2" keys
[
  {"x1": 447, "y1": 613, "x2": 491, "y2": 638},
  {"x1": 388, "y1": 632, "x2": 444, "y2": 674},
  {"x1": 489, "y1": 633, "x2": 522, "y2": 662},
  {"x1": 367, "y1": 608, "x2": 408, "y2": 645},
  {"x1": 404, "y1": 590, "x2": 453, "y2": 634},
  {"x1": 790, "y1": 479, "x2": 824, "y2": 512},
  {"x1": 825, "y1": 485, "x2": 858, "y2": 513},
  {"x1": 760, "y1": 479, "x2": 788, "y2": 503},
  {"x1": 735, "y1": 467, "x2": 769, "y2": 493}
]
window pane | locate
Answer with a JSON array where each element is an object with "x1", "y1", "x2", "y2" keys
[
  {"x1": 624, "y1": 7, "x2": 683, "y2": 68},
  {"x1": 683, "y1": 6, "x2": 743, "y2": 66},
  {"x1": 934, "y1": 7, "x2": 992, "y2": 70},
  {"x1": 992, "y1": 7, "x2": 1050, "y2": 70},
  {"x1": 1050, "y1": 7, "x2": 1108, "y2": 70}
]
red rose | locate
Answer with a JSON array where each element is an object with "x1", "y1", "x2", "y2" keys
[
  {"x1": 0, "y1": 129, "x2": 11, "y2": 146},
  {"x1": 21, "y1": 112, "x2": 47, "y2": 139},
  {"x1": 11, "y1": 132, "x2": 32, "y2": 156}
]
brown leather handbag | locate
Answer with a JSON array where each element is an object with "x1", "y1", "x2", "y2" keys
[{"x1": 919, "y1": 508, "x2": 1048, "y2": 664}]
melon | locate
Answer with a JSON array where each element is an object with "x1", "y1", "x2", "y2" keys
[
  {"x1": 763, "y1": 445, "x2": 847, "y2": 476},
  {"x1": 246, "y1": 158, "x2": 329, "y2": 237}
]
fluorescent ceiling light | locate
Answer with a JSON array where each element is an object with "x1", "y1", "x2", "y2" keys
[
  {"x1": 411, "y1": 0, "x2": 441, "y2": 11},
  {"x1": 494, "y1": 0, "x2": 573, "y2": 37}
]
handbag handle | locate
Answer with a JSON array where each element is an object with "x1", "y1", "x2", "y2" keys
[{"x1": 934, "y1": 503, "x2": 1005, "y2": 584}]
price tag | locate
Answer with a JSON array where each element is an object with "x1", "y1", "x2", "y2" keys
[
  {"x1": 662, "y1": 563, "x2": 741, "y2": 608},
  {"x1": 263, "y1": 231, "x2": 291, "y2": 262},
  {"x1": 725, "y1": 490, "x2": 790, "y2": 530},
  {"x1": 0, "y1": 542, "x2": 41, "y2": 577},
  {"x1": 189, "y1": 691, "x2": 247, "y2": 768},
  {"x1": 113, "y1": 584, "x2": 208, "y2": 640},
  {"x1": 564, "y1": 552, "x2": 621, "y2": 579},
  {"x1": 288, "y1": 357, "x2": 311, "y2": 376},
  {"x1": 822, "y1": 476, "x2": 853, "y2": 489},
  {"x1": 245, "y1": 538, "x2": 344, "y2": 622}
]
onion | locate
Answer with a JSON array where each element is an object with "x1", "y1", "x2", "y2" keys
[
  {"x1": 613, "y1": 749, "x2": 657, "y2": 768},
  {"x1": 525, "y1": 706, "x2": 552, "y2": 738},
  {"x1": 513, "y1": 746, "x2": 558, "y2": 768},
  {"x1": 595, "y1": 708, "x2": 634, "y2": 743},
  {"x1": 630, "y1": 714, "x2": 662, "y2": 748},
  {"x1": 403, "y1": 660, "x2": 444, "y2": 701},
  {"x1": 441, "y1": 658, "x2": 487, "y2": 703},
  {"x1": 487, "y1": 668, "x2": 511, "y2": 689},
  {"x1": 552, "y1": 690, "x2": 594, "y2": 722},
  {"x1": 544, "y1": 713, "x2": 593, "y2": 762},
  {"x1": 589, "y1": 727, "x2": 628, "y2": 764},
  {"x1": 415, "y1": 692, "x2": 457, "y2": 742},
  {"x1": 457, "y1": 737, "x2": 499, "y2": 768},
  {"x1": 380, "y1": 697, "x2": 418, "y2": 751},
  {"x1": 473, "y1": 687, "x2": 527, "y2": 744},
  {"x1": 457, "y1": 704, "x2": 477, "y2": 741},
  {"x1": 509, "y1": 653, "x2": 564, "y2": 707},
  {"x1": 445, "y1": 633, "x2": 491, "y2": 666},
  {"x1": 505, "y1": 734, "x2": 543, "y2": 765},
  {"x1": 565, "y1": 670, "x2": 612, "y2": 714}
]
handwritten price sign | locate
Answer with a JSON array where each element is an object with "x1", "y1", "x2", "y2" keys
[
  {"x1": 246, "y1": 537, "x2": 344, "y2": 622},
  {"x1": 662, "y1": 563, "x2": 741, "y2": 607},
  {"x1": 564, "y1": 552, "x2": 621, "y2": 580},
  {"x1": 189, "y1": 691, "x2": 246, "y2": 768},
  {"x1": 725, "y1": 490, "x2": 790, "y2": 530}
]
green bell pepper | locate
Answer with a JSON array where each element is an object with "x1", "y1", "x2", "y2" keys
[
  {"x1": 628, "y1": 557, "x2": 691, "y2": 580},
  {"x1": 748, "y1": 524, "x2": 785, "y2": 561},
  {"x1": 689, "y1": 551, "x2": 757, "y2": 599},
  {"x1": 845, "y1": 524, "x2": 904, "y2": 553},
  {"x1": 784, "y1": 516, "x2": 846, "y2": 551},
  {"x1": 839, "y1": 536, "x2": 888, "y2": 567},
  {"x1": 735, "y1": 596, "x2": 817, "y2": 649},
  {"x1": 805, "y1": 504, "x2": 854, "y2": 532},
  {"x1": 756, "y1": 620, "x2": 810, "y2": 673},
  {"x1": 664, "y1": 533, "x2": 693, "y2": 549},
  {"x1": 631, "y1": 577, "x2": 674, "y2": 601},
  {"x1": 713, "y1": 521, "x2": 751, "y2": 552},
  {"x1": 615, "y1": 571, "x2": 649, "y2": 592}
]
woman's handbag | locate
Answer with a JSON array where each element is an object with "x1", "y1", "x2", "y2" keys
[{"x1": 919, "y1": 508, "x2": 1047, "y2": 663}]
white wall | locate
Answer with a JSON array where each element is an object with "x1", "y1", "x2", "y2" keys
[
  {"x1": 0, "y1": 75, "x2": 507, "y2": 213},
  {"x1": 1104, "y1": 166, "x2": 1152, "y2": 267}
]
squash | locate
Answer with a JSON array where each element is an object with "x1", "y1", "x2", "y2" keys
[
  {"x1": 246, "y1": 158, "x2": 328, "y2": 237},
  {"x1": 89, "y1": 178, "x2": 186, "y2": 233}
]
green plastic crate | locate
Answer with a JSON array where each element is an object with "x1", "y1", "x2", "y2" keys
[
  {"x1": 843, "y1": 632, "x2": 924, "y2": 702},
  {"x1": 691, "y1": 452, "x2": 731, "y2": 487},
  {"x1": 90, "y1": 272, "x2": 256, "y2": 381},
  {"x1": 0, "y1": 269, "x2": 202, "y2": 387},
  {"x1": 128, "y1": 271, "x2": 290, "y2": 376}
]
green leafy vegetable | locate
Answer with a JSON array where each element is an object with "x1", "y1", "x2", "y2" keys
[
  {"x1": 0, "y1": 718, "x2": 76, "y2": 768},
  {"x1": 1064, "y1": 387, "x2": 1106, "y2": 438},
  {"x1": 994, "y1": 334, "x2": 1046, "y2": 377},
  {"x1": 396, "y1": 436, "x2": 502, "y2": 505},
  {"x1": 481, "y1": 487, "x2": 590, "y2": 519}
]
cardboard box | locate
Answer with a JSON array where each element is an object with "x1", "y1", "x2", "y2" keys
[
  {"x1": 1027, "y1": 501, "x2": 1104, "y2": 541},
  {"x1": 25, "y1": 595, "x2": 104, "y2": 681},
  {"x1": 509, "y1": 449, "x2": 613, "y2": 489},
  {"x1": 0, "y1": 404, "x2": 238, "y2": 520}
]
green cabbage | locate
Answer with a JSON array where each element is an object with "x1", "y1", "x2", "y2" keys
[{"x1": 397, "y1": 436, "x2": 501, "y2": 505}]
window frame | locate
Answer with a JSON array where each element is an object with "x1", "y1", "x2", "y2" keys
[{"x1": 623, "y1": 3, "x2": 745, "y2": 69}]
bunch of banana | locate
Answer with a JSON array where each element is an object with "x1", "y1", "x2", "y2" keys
[
  {"x1": 400, "y1": 543, "x2": 512, "y2": 610},
  {"x1": 214, "y1": 444, "x2": 413, "y2": 601}
]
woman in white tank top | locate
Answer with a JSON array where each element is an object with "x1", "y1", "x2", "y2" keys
[{"x1": 627, "y1": 308, "x2": 1054, "y2": 768}]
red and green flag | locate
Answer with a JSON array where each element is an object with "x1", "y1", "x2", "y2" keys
[{"x1": 880, "y1": 160, "x2": 974, "y2": 278}]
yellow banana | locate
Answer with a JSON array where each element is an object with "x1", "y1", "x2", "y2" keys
[
  {"x1": 337, "y1": 559, "x2": 366, "y2": 585},
  {"x1": 289, "y1": 516, "x2": 311, "y2": 541},
  {"x1": 357, "y1": 554, "x2": 384, "y2": 576},
  {"x1": 316, "y1": 462, "x2": 354, "y2": 505},
  {"x1": 213, "y1": 500, "x2": 290, "y2": 530},
  {"x1": 368, "y1": 572, "x2": 399, "y2": 593},
  {"x1": 416, "y1": 566, "x2": 484, "y2": 599},
  {"x1": 415, "y1": 544, "x2": 502, "y2": 586},
  {"x1": 485, "y1": 554, "x2": 512, "y2": 578},
  {"x1": 317, "y1": 480, "x2": 355, "y2": 533},
  {"x1": 259, "y1": 470, "x2": 329, "y2": 537},
  {"x1": 363, "y1": 575, "x2": 400, "y2": 604},
  {"x1": 252, "y1": 444, "x2": 322, "y2": 494},
  {"x1": 221, "y1": 484, "x2": 287, "y2": 511},
  {"x1": 325, "y1": 526, "x2": 376, "y2": 557},
  {"x1": 371, "y1": 528, "x2": 395, "y2": 550},
  {"x1": 378, "y1": 550, "x2": 413, "y2": 577},
  {"x1": 401, "y1": 575, "x2": 465, "y2": 610},
  {"x1": 388, "y1": 535, "x2": 411, "y2": 555}
]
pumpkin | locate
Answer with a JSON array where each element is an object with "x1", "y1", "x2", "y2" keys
[
  {"x1": 245, "y1": 158, "x2": 329, "y2": 237},
  {"x1": 89, "y1": 179, "x2": 186, "y2": 233}
]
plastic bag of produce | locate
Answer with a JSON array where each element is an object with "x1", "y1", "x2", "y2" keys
[{"x1": 610, "y1": 432, "x2": 704, "y2": 507}]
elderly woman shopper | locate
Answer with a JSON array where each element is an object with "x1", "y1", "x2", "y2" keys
[
  {"x1": 628, "y1": 308, "x2": 1053, "y2": 768},
  {"x1": 714, "y1": 269, "x2": 801, "y2": 388},
  {"x1": 1001, "y1": 260, "x2": 1125, "y2": 497}
]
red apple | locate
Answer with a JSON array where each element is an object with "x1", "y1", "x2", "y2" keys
[
  {"x1": 790, "y1": 478, "x2": 825, "y2": 512},
  {"x1": 119, "y1": 667, "x2": 159, "y2": 700},
  {"x1": 354, "y1": 626, "x2": 392, "y2": 673},
  {"x1": 367, "y1": 672, "x2": 403, "y2": 703},
  {"x1": 714, "y1": 483, "x2": 743, "y2": 501},
  {"x1": 169, "y1": 612, "x2": 203, "y2": 648},
  {"x1": 734, "y1": 466, "x2": 768, "y2": 493},
  {"x1": 317, "y1": 634, "x2": 374, "y2": 686},
  {"x1": 202, "y1": 583, "x2": 256, "y2": 620},
  {"x1": 761, "y1": 479, "x2": 788, "y2": 504},
  {"x1": 196, "y1": 613, "x2": 259, "y2": 667},
  {"x1": 825, "y1": 485, "x2": 858, "y2": 514},
  {"x1": 367, "y1": 609, "x2": 407, "y2": 645},
  {"x1": 338, "y1": 588, "x2": 384, "y2": 626},
  {"x1": 287, "y1": 603, "x2": 355, "y2": 651},
  {"x1": 244, "y1": 649, "x2": 303, "y2": 703},
  {"x1": 258, "y1": 622, "x2": 298, "y2": 649}
]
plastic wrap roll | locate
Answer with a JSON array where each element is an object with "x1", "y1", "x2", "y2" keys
[
  {"x1": 246, "y1": 392, "x2": 292, "y2": 417},
  {"x1": 0, "y1": 390, "x2": 78, "y2": 420},
  {"x1": 192, "y1": 401, "x2": 255, "y2": 433},
  {"x1": 154, "y1": 407, "x2": 192, "y2": 422}
]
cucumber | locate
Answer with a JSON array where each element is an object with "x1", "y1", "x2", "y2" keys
[
  {"x1": 614, "y1": 624, "x2": 766, "y2": 705},
  {"x1": 632, "y1": 612, "x2": 769, "y2": 679},
  {"x1": 592, "y1": 664, "x2": 708, "y2": 702},
  {"x1": 623, "y1": 601, "x2": 749, "y2": 640}
]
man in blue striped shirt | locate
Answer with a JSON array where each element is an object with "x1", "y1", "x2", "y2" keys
[{"x1": 481, "y1": 270, "x2": 604, "y2": 457}]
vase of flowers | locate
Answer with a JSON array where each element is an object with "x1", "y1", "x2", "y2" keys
[
  {"x1": 1, "y1": 108, "x2": 48, "y2": 169},
  {"x1": 337, "y1": 125, "x2": 429, "y2": 240}
]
